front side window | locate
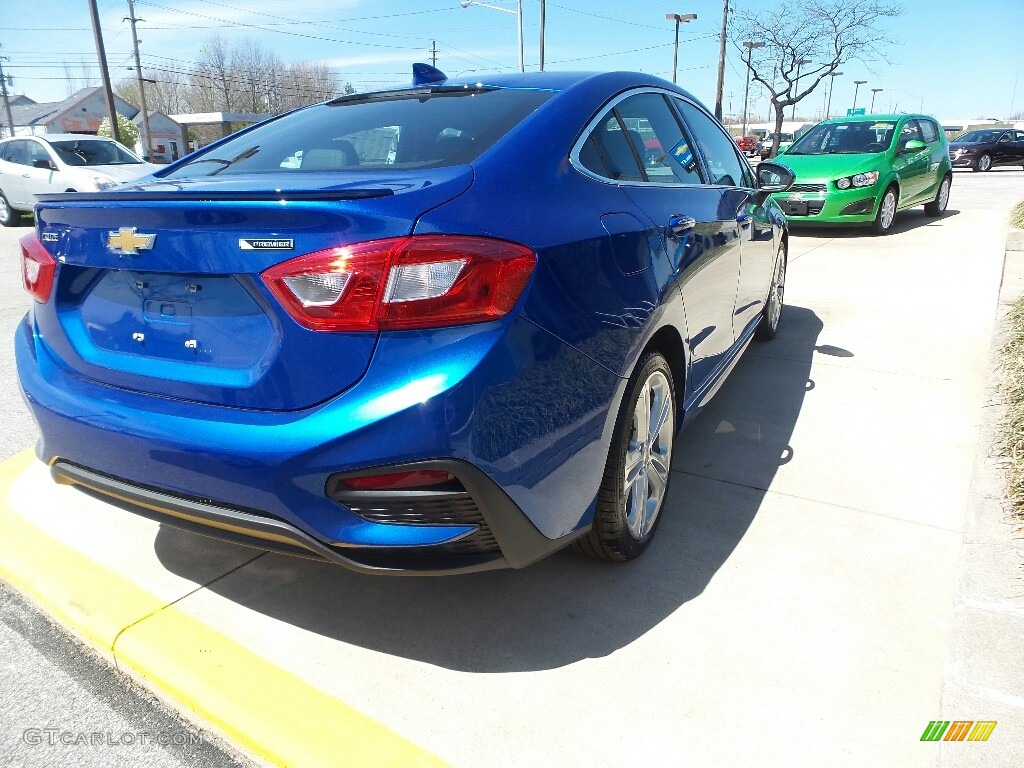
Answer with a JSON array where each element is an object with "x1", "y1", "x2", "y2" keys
[
  {"x1": 898, "y1": 120, "x2": 925, "y2": 150},
  {"x1": 164, "y1": 87, "x2": 552, "y2": 178},
  {"x1": 26, "y1": 141, "x2": 52, "y2": 168},
  {"x1": 673, "y1": 98, "x2": 750, "y2": 187}
]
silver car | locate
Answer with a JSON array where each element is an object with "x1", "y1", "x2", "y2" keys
[{"x1": 0, "y1": 134, "x2": 158, "y2": 226}]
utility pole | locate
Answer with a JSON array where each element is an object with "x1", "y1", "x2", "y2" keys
[
  {"x1": 88, "y1": 0, "x2": 120, "y2": 143},
  {"x1": 714, "y1": 0, "x2": 729, "y2": 121},
  {"x1": 125, "y1": 0, "x2": 152, "y2": 158},
  {"x1": 430, "y1": 40, "x2": 438, "y2": 67},
  {"x1": 0, "y1": 50, "x2": 14, "y2": 138},
  {"x1": 539, "y1": 0, "x2": 546, "y2": 72}
]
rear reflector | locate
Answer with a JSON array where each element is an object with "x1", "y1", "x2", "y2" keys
[
  {"x1": 20, "y1": 232, "x2": 57, "y2": 303},
  {"x1": 261, "y1": 235, "x2": 535, "y2": 332},
  {"x1": 341, "y1": 469, "x2": 457, "y2": 491}
]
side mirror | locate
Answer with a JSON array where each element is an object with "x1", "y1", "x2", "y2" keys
[
  {"x1": 757, "y1": 162, "x2": 795, "y2": 192},
  {"x1": 900, "y1": 139, "x2": 927, "y2": 154},
  {"x1": 33, "y1": 158, "x2": 56, "y2": 170}
]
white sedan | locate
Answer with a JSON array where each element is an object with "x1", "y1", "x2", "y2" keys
[{"x1": 0, "y1": 133, "x2": 159, "y2": 226}]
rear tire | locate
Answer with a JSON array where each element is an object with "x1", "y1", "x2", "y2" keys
[
  {"x1": 755, "y1": 243, "x2": 786, "y2": 340},
  {"x1": 924, "y1": 174, "x2": 951, "y2": 217},
  {"x1": 0, "y1": 192, "x2": 17, "y2": 227},
  {"x1": 973, "y1": 154, "x2": 992, "y2": 172},
  {"x1": 576, "y1": 352, "x2": 676, "y2": 562},
  {"x1": 871, "y1": 186, "x2": 898, "y2": 235}
]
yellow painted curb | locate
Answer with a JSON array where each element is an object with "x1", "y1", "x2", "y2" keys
[{"x1": 0, "y1": 449, "x2": 449, "y2": 768}]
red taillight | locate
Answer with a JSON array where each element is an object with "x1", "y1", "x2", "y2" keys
[
  {"x1": 20, "y1": 232, "x2": 57, "y2": 303},
  {"x1": 261, "y1": 235, "x2": 535, "y2": 332},
  {"x1": 341, "y1": 469, "x2": 457, "y2": 491}
]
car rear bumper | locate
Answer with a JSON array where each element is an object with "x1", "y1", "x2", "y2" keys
[{"x1": 16, "y1": 312, "x2": 620, "y2": 573}]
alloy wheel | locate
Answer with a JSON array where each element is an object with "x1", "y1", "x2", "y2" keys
[
  {"x1": 879, "y1": 190, "x2": 897, "y2": 230},
  {"x1": 978, "y1": 154, "x2": 992, "y2": 172},
  {"x1": 937, "y1": 178, "x2": 950, "y2": 211},
  {"x1": 624, "y1": 370, "x2": 674, "y2": 539},
  {"x1": 767, "y1": 256, "x2": 786, "y2": 331}
]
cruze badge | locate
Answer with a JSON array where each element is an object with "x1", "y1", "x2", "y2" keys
[{"x1": 108, "y1": 227, "x2": 156, "y2": 255}]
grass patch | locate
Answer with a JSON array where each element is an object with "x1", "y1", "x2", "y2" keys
[
  {"x1": 1011, "y1": 201, "x2": 1024, "y2": 230},
  {"x1": 1002, "y1": 290, "x2": 1024, "y2": 518}
]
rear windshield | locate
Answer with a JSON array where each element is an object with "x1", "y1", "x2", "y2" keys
[
  {"x1": 163, "y1": 87, "x2": 553, "y2": 178},
  {"x1": 50, "y1": 139, "x2": 143, "y2": 166},
  {"x1": 787, "y1": 121, "x2": 896, "y2": 155}
]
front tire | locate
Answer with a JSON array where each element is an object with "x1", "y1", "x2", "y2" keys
[
  {"x1": 755, "y1": 243, "x2": 787, "y2": 340},
  {"x1": 973, "y1": 154, "x2": 992, "y2": 172},
  {"x1": 871, "y1": 186, "x2": 898, "y2": 235},
  {"x1": 576, "y1": 352, "x2": 676, "y2": 562},
  {"x1": 924, "y1": 174, "x2": 951, "y2": 217}
]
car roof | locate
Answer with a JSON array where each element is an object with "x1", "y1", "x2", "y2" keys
[
  {"x1": 0, "y1": 133, "x2": 122, "y2": 144},
  {"x1": 817, "y1": 114, "x2": 927, "y2": 125}
]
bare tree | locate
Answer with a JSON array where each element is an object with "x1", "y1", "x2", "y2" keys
[{"x1": 732, "y1": 0, "x2": 902, "y2": 158}]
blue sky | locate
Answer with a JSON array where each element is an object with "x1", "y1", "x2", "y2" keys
[{"x1": 2, "y1": 0, "x2": 1022, "y2": 121}]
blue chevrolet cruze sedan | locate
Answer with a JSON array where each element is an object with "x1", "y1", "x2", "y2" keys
[{"x1": 16, "y1": 69, "x2": 793, "y2": 574}]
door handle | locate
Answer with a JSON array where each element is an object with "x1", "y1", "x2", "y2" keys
[
  {"x1": 22, "y1": 173, "x2": 30, "y2": 178},
  {"x1": 668, "y1": 214, "x2": 696, "y2": 236}
]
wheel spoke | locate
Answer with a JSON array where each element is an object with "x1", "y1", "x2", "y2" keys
[
  {"x1": 650, "y1": 391, "x2": 672, "y2": 445},
  {"x1": 634, "y1": 385, "x2": 650, "y2": 448},
  {"x1": 650, "y1": 451, "x2": 670, "y2": 483},
  {"x1": 624, "y1": 447, "x2": 644, "y2": 486}
]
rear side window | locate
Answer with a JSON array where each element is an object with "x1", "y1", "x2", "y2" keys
[
  {"x1": 577, "y1": 92, "x2": 703, "y2": 185},
  {"x1": 919, "y1": 120, "x2": 939, "y2": 144},
  {"x1": 165, "y1": 87, "x2": 552, "y2": 178},
  {"x1": 3, "y1": 140, "x2": 29, "y2": 166}
]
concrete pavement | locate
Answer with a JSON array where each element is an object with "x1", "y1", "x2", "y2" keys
[{"x1": 1, "y1": 168, "x2": 1023, "y2": 766}]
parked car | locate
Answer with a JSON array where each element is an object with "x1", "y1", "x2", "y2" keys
[
  {"x1": 0, "y1": 134, "x2": 158, "y2": 226},
  {"x1": 768, "y1": 114, "x2": 952, "y2": 235},
  {"x1": 736, "y1": 135, "x2": 758, "y2": 156},
  {"x1": 759, "y1": 132, "x2": 794, "y2": 160},
  {"x1": 948, "y1": 128, "x2": 1024, "y2": 172},
  {"x1": 16, "y1": 69, "x2": 793, "y2": 574}
]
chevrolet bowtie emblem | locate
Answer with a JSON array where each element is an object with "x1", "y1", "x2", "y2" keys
[{"x1": 107, "y1": 227, "x2": 156, "y2": 255}]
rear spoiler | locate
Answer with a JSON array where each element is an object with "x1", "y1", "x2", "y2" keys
[{"x1": 34, "y1": 188, "x2": 395, "y2": 204}]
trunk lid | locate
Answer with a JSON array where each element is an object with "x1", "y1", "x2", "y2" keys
[{"x1": 32, "y1": 169, "x2": 472, "y2": 410}]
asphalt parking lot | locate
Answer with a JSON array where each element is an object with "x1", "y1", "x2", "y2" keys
[{"x1": 1, "y1": 168, "x2": 1023, "y2": 767}]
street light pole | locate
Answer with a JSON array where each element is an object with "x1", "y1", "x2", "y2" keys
[
  {"x1": 870, "y1": 88, "x2": 883, "y2": 113},
  {"x1": 714, "y1": 0, "x2": 729, "y2": 120},
  {"x1": 825, "y1": 71, "x2": 843, "y2": 118},
  {"x1": 665, "y1": 13, "x2": 697, "y2": 85},
  {"x1": 791, "y1": 58, "x2": 810, "y2": 120},
  {"x1": 741, "y1": 41, "x2": 764, "y2": 136},
  {"x1": 460, "y1": 0, "x2": 523, "y2": 73},
  {"x1": 852, "y1": 79, "x2": 867, "y2": 112}
]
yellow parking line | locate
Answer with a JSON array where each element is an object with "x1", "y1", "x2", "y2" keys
[{"x1": 0, "y1": 449, "x2": 448, "y2": 768}]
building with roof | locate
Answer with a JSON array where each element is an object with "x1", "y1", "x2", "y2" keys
[
  {"x1": 8, "y1": 87, "x2": 138, "y2": 137},
  {"x1": 133, "y1": 110, "x2": 188, "y2": 164}
]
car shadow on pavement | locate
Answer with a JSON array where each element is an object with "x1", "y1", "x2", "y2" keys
[
  {"x1": 791, "y1": 208, "x2": 960, "y2": 240},
  {"x1": 153, "y1": 306, "x2": 825, "y2": 672}
]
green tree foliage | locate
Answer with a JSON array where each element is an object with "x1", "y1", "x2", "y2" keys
[{"x1": 97, "y1": 114, "x2": 140, "y2": 150}]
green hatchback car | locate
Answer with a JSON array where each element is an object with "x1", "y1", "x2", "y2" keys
[{"x1": 770, "y1": 114, "x2": 952, "y2": 235}]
